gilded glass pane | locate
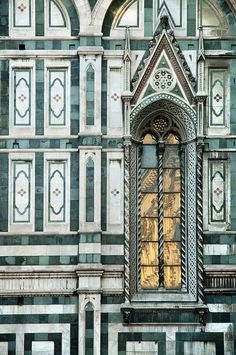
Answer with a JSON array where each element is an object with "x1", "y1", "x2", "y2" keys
[
  {"x1": 141, "y1": 193, "x2": 158, "y2": 217},
  {"x1": 140, "y1": 242, "x2": 158, "y2": 266},
  {"x1": 141, "y1": 218, "x2": 158, "y2": 241},
  {"x1": 141, "y1": 266, "x2": 159, "y2": 289},
  {"x1": 163, "y1": 218, "x2": 180, "y2": 241},
  {"x1": 164, "y1": 133, "x2": 180, "y2": 144},
  {"x1": 142, "y1": 133, "x2": 157, "y2": 144},
  {"x1": 164, "y1": 242, "x2": 181, "y2": 265},
  {"x1": 164, "y1": 266, "x2": 181, "y2": 288},
  {"x1": 141, "y1": 169, "x2": 158, "y2": 192},
  {"x1": 163, "y1": 169, "x2": 180, "y2": 192},
  {"x1": 163, "y1": 146, "x2": 180, "y2": 168},
  {"x1": 163, "y1": 193, "x2": 181, "y2": 217}
]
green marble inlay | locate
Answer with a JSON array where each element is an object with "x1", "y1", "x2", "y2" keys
[
  {"x1": 85, "y1": 303, "x2": 94, "y2": 355},
  {"x1": 86, "y1": 64, "x2": 95, "y2": 126},
  {"x1": 36, "y1": 0, "x2": 44, "y2": 36},
  {"x1": 86, "y1": 158, "x2": 94, "y2": 222},
  {"x1": 88, "y1": 0, "x2": 97, "y2": 11}
]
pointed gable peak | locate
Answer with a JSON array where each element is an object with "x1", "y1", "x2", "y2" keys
[{"x1": 131, "y1": 16, "x2": 196, "y2": 105}]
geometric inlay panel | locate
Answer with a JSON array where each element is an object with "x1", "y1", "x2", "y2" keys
[
  {"x1": 13, "y1": 0, "x2": 31, "y2": 27},
  {"x1": 13, "y1": 161, "x2": 31, "y2": 223},
  {"x1": 14, "y1": 69, "x2": 32, "y2": 126},
  {"x1": 48, "y1": 69, "x2": 66, "y2": 126},
  {"x1": 48, "y1": 161, "x2": 66, "y2": 222}
]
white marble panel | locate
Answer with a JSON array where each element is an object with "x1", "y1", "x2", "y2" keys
[
  {"x1": 32, "y1": 341, "x2": 54, "y2": 355},
  {"x1": 107, "y1": 152, "x2": 123, "y2": 233},
  {"x1": 44, "y1": 152, "x2": 70, "y2": 232},
  {"x1": 0, "y1": 342, "x2": 8, "y2": 355},
  {"x1": 126, "y1": 340, "x2": 158, "y2": 353},
  {"x1": 14, "y1": 0, "x2": 31, "y2": 27},
  {"x1": 45, "y1": 0, "x2": 70, "y2": 36},
  {"x1": 108, "y1": 67, "x2": 122, "y2": 133},
  {"x1": 44, "y1": 60, "x2": 70, "y2": 136},
  {"x1": 184, "y1": 341, "x2": 216, "y2": 355},
  {"x1": 9, "y1": 153, "x2": 35, "y2": 232},
  {"x1": 0, "y1": 245, "x2": 78, "y2": 256},
  {"x1": 10, "y1": 60, "x2": 35, "y2": 137}
]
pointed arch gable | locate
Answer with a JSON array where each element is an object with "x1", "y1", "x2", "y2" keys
[{"x1": 131, "y1": 31, "x2": 196, "y2": 106}]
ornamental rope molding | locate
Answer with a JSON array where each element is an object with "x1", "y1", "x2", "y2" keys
[
  {"x1": 124, "y1": 140, "x2": 131, "y2": 303},
  {"x1": 180, "y1": 147, "x2": 186, "y2": 289},
  {"x1": 197, "y1": 142, "x2": 204, "y2": 304},
  {"x1": 158, "y1": 147, "x2": 164, "y2": 287}
]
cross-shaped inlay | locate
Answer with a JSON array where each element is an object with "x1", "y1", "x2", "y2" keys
[
  {"x1": 111, "y1": 188, "x2": 120, "y2": 196},
  {"x1": 53, "y1": 188, "x2": 61, "y2": 196},
  {"x1": 17, "y1": 188, "x2": 26, "y2": 197},
  {"x1": 214, "y1": 93, "x2": 222, "y2": 102},
  {"x1": 214, "y1": 187, "x2": 222, "y2": 196},
  {"x1": 17, "y1": 3, "x2": 27, "y2": 12},
  {"x1": 53, "y1": 94, "x2": 62, "y2": 102},
  {"x1": 18, "y1": 94, "x2": 27, "y2": 102},
  {"x1": 111, "y1": 93, "x2": 120, "y2": 101}
]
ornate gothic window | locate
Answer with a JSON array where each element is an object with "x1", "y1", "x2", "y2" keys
[
  {"x1": 127, "y1": 97, "x2": 200, "y2": 305},
  {"x1": 139, "y1": 116, "x2": 184, "y2": 290}
]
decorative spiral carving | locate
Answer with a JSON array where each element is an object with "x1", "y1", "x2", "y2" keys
[
  {"x1": 181, "y1": 147, "x2": 186, "y2": 289},
  {"x1": 197, "y1": 143, "x2": 204, "y2": 303},
  {"x1": 158, "y1": 152, "x2": 164, "y2": 287},
  {"x1": 124, "y1": 142, "x2": 131, "y2": 303}
]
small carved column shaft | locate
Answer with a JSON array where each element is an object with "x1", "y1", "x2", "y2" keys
[
  {"x1": 180, "y1": 145, "x2": 186, "y2": 289},
  {"x1": 124, "y1": 140, "x2": 131, "y2": 303},
  {"x1": 197, "y1": 142, "x2": 204, "y2": 303},
  {"x1": 158, "y1": 144, "x2": 164, "y2": 287}
]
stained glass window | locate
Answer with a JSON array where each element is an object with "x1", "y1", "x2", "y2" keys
[{"x1": 140, "y1": 118, "x2": 183, "y2": 290}]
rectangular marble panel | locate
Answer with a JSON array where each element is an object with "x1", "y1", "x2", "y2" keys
[
  {"x1": 184, "y1": 341, "x2": 216, "y2": 355},
  {"x1": 13, "y1": 161, "x2": 32, "y2": 223},
  {"x1": 0, "y1": 342, "x2": 8, "y2": 355},
  {"x1": 32, "y1": 341, "x2": 54, "y2": 355},
  {"x1": 48, "y1": 69, "x2": 66, "y2": 126},
  {"x1": 209, "y1": 69, "x2": 226, "y2": 127},
  {"x1": 48, "y1": 161, "x2": 66, "y2": 222},
  {"x1": 108, "y1": 68, "x2": 122, "y2": 130},
  {"x1": 209, "y1": 160, "x2": 226, "y2": 222},
  {"x1": 126, "y1": 341, "x2": 158, "y2": 354},
  {"x1": 14, "y1": 69, "x2": 32, "y2": 126},
  {"x1": 109, "y1": 160, "x2": 122, "y2": 224},
  {"x1": 14, "y1": 0, "x2": 31, "y2": 27}
]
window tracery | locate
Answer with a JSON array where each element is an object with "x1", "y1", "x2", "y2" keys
[{"x1": 138, "y1": 116, "x2": 183, "y2": 290}]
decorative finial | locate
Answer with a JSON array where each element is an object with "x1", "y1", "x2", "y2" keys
[{"x1": 160, "y1": 15, "x2": 169, "y2": 30}]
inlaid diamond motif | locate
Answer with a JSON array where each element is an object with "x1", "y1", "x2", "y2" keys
[
  {"x1": 17, "y1": 188, "x2": 26, "y2": 197},
  {"x1": 53, "y1": 94, "x2": 62, "y2": 102},
  {"x1": 53, "y1": 188, "x2": 61, "y2": 196},
  {"x1": 18, "y1": 94, "x2": 27, "y2": 102},
  {"x1": 111, "y1": 188, "x2": 120, "y2": 196},
  {"x1": 214, "y1": 93, "x2": 222, "y2": 102},
  {"x1": 214, "y1": 187, "x2": 222, "y2": 196},
  {"x1": 17, "y1": 3, "x2": 27, "y2": 12},
  {"x1": 111, "y1": 93, "x2": 120, "y2": 101}
]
